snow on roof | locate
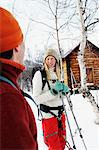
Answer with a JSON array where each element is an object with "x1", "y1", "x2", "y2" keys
[{"x1": 62, "y1": 39, "x2": 99, "y2": 58}]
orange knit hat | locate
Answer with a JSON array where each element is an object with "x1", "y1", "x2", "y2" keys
[{"x1": 0, "y1": 7, "x2": 23, "y2": 53}]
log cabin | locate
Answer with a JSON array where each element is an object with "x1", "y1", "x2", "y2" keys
[{"x1": 62, "y1": 40, "x2": 99, "y2": 90}]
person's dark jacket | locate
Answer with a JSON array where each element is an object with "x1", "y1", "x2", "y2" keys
[{"x1": 0, "y1": 59, "x2": 38, "y2": 150}]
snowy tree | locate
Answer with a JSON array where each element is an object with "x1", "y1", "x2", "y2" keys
[{"x1": 76, "y1": 0, "x2": 99, "y2": 124}]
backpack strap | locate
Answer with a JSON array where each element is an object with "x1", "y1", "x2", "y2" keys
[
  {"x1": 40, "y1": 104, "x2": 64, "y2": 118},
  {"x1": 21, "y1": 90, "x2": 38, "y2": 107},
  {"x1": 0, "y1": 75, "x2": 17, "y2": 90},
  {"x1": 40, "y1": 104, "x2": 64, "y2": 129},
  {"x1": 21, "y1": 90, "x2": 43, "y2": 120},
  {"x1": 32, "y1": 67, "x2": 50, "y2": 90},
  {"x1": 0, "y1": 75, "x2": 43, "y2": 121},
  {"x1": 0, "y1": 75, "x2": 37, "y2": 105},
  {"x1": 40, "y1": 69, "x2": 50, "y2": 90}
]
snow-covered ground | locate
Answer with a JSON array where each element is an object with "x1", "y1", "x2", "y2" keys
[{"x1": 26, "y1": 90, "x2": 99, "y2": 150}]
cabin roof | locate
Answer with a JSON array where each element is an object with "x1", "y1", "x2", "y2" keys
[{"x1": 63, "y1": 40, "x2": 99, "y2": 58}]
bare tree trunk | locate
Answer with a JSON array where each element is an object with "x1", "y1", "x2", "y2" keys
[
  {"x1": 54, "y1": 0, "x2": 63, "y2": 81},
  {"x1": 77, "y1": 0, "x2": 99, "y2": 124},
  {"x1": 77, "y1": 0, "x2": 87, "y2": 89}
]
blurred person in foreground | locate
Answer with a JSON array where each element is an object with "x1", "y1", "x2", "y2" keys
[{"x1": 0, "y1": 7, "x2": 38, "y2": 149}]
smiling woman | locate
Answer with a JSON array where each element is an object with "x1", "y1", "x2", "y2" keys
[
  {"x1": 45, "y1": 56, "x2": 56, "y2": 68},
  {"x1": 32, "y1": 48, "x2": 69, "y2": 150}
]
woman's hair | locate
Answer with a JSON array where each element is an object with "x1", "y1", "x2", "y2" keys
[
  {"x1": 0, "y1": 49, "x2": 13, "y2": 59},
  {"x1": 44, "y1": 62, "x2": 61, "y2": 80}
]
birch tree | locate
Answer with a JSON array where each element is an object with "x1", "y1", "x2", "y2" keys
[
  {"x1": 40, "y1": 0, "x2": 77, "y2": 77},
  {"x1": 76, "y1": 0, "x2": 99, "y2": 124}
]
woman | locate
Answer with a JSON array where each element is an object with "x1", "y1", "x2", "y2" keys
[{"x1": 32, "y1": 48, "x2": 68, "y2": 150}]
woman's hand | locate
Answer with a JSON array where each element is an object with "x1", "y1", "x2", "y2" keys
[{"x1": 50, "y1": 81, "x2": 69, "y2": 95}]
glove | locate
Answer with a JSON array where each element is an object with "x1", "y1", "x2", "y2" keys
[
  {"x1": 50, "y1": 81, "x2": 69, "y2": 96},
  {"x1": 50, "y1": 87, "x2": 58, "y2": 95},
  {"x1": 50, "y1": 81, "x2": 63, "y2": 95},
  {"x1": 54, "y1": 81, "x2": 63, "y2": 92},
  {"x1": 61, "y1": 84, "x2": 69, "y2": 95}
]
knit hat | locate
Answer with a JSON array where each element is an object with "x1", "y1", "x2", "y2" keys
[
  {"x1": 44, "y1": 49, "x2": 60, "y2": 63},
  {"x1": 44, "y1": 48, "x2": 61, "y2": 80},
  {"x1": 0, "y1": 7, "x2": 23, "y2": 53}
]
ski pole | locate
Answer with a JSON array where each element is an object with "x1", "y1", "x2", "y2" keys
[
  {"x1": 56, "y1": 30, "x2": 88, "y2": 149},
  {"x1": 56, "y1": 48, "x2": 77, "y2": 149},
  {"x1": 65, "y1": 94, "x2": 88, "y2": 150},
  {"x1": 61, "y1": 97, "x2": 76, "y2": 149}
]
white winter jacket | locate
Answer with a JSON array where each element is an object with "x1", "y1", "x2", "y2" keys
[{"x1": 32, "y1": 70, "x2": 64, "y2": 119}]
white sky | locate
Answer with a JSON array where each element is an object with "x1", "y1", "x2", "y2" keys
[{"x1": 0, "y1": 0, "x2": 99, "y2": 61}]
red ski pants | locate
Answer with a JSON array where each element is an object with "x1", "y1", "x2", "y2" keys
[{"x1": 42, "y1": 113, "x2": 66, "y2": 150}]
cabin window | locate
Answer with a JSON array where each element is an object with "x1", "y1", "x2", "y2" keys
[{"x1": 86, "y1": 67, "x2": 93, "y2": 83}]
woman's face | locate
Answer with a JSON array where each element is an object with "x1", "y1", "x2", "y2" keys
[{"x1": 45, "y1": 55, "x2": 56, "y2": 68}]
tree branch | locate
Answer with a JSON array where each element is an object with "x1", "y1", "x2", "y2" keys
[
  {"x1": 86, "y1": 19, "x2": 99, "y2": 28},
  {"x1": 29, "y1": 18, "x2": 56, "y2": 30}
]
